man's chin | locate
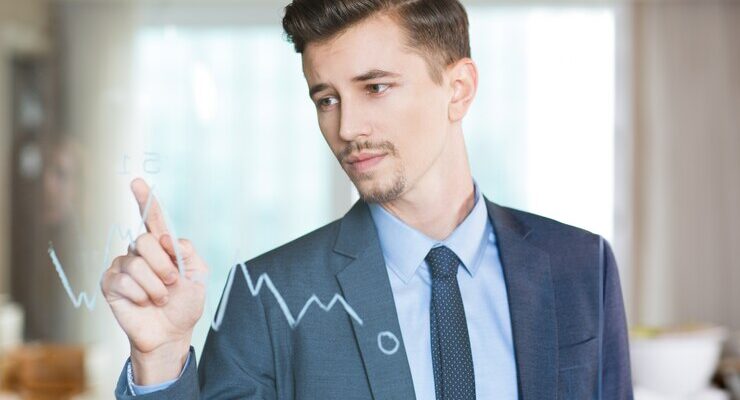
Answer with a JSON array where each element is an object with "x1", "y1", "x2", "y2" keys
[{"x1": 352, "y1": 176, "x2": 406, "y2": 204}]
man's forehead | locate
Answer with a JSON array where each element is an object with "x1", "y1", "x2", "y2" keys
[
  {"x1": 302, "y1": 54, "x2": 405, "y2": 85},
  {"x1": 301, "y1": 14, "x2": 413, "y2": 84}
]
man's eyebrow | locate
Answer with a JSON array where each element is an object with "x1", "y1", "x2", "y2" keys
[
  {"x1": 351, "y1": 69, "x2": 401, "y2": 82},
  {"x1": 308, "y1": 83, "x2": 330, "y2": 100},
  {"x1": 308, "y1": 69, "x2": 401, "y2": 99}
]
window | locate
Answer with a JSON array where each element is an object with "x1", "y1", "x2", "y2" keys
[
  {"x1": 466, "y1": 6, "x2": 615, "y2": 242},
  {"x1": 133, "y1": 25, "x2": 336, "y2": 352},
  {"x1": 131, "y1": 5, "x2": 615, "y2": 353}
]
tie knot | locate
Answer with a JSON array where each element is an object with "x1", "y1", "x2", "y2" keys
[{"x1": 425, "y1": 245, "x2": 461, "y2": 279}]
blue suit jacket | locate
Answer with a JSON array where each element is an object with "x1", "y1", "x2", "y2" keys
[{"x1": 115, "y1": 196, "x2": 633, "y2": 399}]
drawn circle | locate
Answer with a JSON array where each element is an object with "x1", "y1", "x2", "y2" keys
[{"x1": 377, "y1": 331, "x2": 400, "y2": 355}]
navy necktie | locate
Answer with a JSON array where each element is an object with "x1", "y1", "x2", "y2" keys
[{"x1": 426, "y1": 245, "x2": 476, "y2": 400}]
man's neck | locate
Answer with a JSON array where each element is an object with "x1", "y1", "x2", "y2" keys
[{"x1": 377, "y1": 142, "x2": 476, "y2": 241}]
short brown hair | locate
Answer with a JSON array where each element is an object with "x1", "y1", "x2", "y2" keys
[{"x1": 282, "y1": 0, "x2": 471, "y2": 85}]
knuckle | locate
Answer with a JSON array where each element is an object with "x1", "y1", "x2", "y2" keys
[
  {"x1": 110, "y1": 255, "x2": 124, "y2": 270},
  {"x1": 125, "y1": 257, "x2": 148, "y2": 274},
  {"x1": 117, "y1": 275, "x2": 147, "y2": 303},
  {"x1": 150, "y1": 289, "x2": 167, "y2": 302},
  {"x1": 148, "y1": 275, "x2": 164, "y2": 288},
  {"x1": 120, "y1": 258, "x2": 134, "y2": 274},
  {"x1": 127, "y1": 286, "x2": 147, "y2": 304},
  {"x1": 135, "y1": 232, "x2": 155, "y2": 249},
  {"x1": 115, "y1": 273, "x2": 133, "y2": 290},
  {"x1": 106, "y1": 274, "x2": 129, "y2": 299}
]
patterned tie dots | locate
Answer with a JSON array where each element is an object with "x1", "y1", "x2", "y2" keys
[{"x1": 426, "y1": 245, "x2": 476, "y2": 400}]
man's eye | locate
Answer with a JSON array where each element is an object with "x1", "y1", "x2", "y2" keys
[
  {"x1": 318, "y1": 97, "x2": 338, "y2": 108},
  {"x1": 368, "y1": 83, "x2": 390, "y2": 94}
]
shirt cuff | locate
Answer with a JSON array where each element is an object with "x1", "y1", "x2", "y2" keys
[{"x1": 126, "y1": 351, "x2": 191, "y2": 396}]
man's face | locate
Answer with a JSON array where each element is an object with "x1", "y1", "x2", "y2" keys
[{"x1": 302, "y1": 14, "x2": 451, "y2": 203}]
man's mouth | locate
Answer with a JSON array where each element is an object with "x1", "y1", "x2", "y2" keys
[{"x1": 345, "y1": 153, "x2": 387, "y2": 173}]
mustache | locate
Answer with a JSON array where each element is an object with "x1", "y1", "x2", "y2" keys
[{"x1": 338, "y1": 140, "x2": 397, "y2": 163}]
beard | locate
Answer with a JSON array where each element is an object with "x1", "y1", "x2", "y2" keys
[
  {"x1": 353, "y1": 166, "x2": 407, "y2": 203},
  {"x1": 339, "y1": 140, "x2": 407, "y2": 203}
]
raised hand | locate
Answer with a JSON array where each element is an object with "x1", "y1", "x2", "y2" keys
[{"x1": 101, "y1": 178, "x2": 209, "y2": 385}]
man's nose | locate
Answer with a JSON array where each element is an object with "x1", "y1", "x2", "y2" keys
[{"x1": 338, "y1": 99, "x2": 371, "y2": 142}]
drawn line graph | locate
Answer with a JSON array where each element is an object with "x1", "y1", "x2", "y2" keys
[
  {"x1": 48, "y1": 184, "x2": 399, "y2": 355},
  {"x1": 212, "y1": 261, "x2": 364, "y2": 331},
  {"x1": 47, "y1": 185, "x2": 158, "y2": 310},
  {"x1": 212, "y1": 261, "x2": 399, "y2": 355}
]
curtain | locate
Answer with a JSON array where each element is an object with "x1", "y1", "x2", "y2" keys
[{"x1": 630, "y1": 0, "x2": 740, "y2": 330}]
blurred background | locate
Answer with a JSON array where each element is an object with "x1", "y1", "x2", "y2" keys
[{"x1": 0, "y1": 0, "x2": 737, "y2": 399}]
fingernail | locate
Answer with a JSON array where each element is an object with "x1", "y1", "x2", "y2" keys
[
  {"x1": 157, "y1": 296, "x2": 169, "y2": 306},
  {"x1": 165, "y1": 271, "x2": 178, "y2": 284}
]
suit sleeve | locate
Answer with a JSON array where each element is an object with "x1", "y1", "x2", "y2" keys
[
  {"x1": 600, "y1": 237, "x2": 634, "y2": 399},
  {"x1": 114, "y1": 264, "x2": 278, "y2": 399},
  {"x1": 114, "y1": 348, "x2": 199, "y2": 400}
]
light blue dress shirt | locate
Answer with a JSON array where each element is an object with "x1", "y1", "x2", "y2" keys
[
  {"x1": 129, "y1": 180, "x2": 518, "y2": 398},
  {"x1": 127, "y1": 353, "x2": 190, "y2": 395},
  {"x1": 367, "y1": 180, "x2": 518, "y2": 399}
]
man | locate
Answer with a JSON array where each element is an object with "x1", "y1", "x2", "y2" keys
[{"x1": 103, "y1": 0, "x2": 633, "y2": 399}]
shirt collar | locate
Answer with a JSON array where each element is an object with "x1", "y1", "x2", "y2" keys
[{"x1": 368, "y1": 180, "x2": 490, "y2": 284}]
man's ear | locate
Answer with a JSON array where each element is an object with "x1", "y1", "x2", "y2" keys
[{"x1": 447, "y1": 58, "x2": 478, "y2": 122}]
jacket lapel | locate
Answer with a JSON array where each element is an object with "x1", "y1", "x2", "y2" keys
[
  {"x1": 485, "y1": 196, "x2": 558, "y2": 399},
  {"x1": 331, "y1": 196, "x2": 558, "y2": 400},
  {"x1": 334, "y1": 199, "x2": 416, "y2": 400}
]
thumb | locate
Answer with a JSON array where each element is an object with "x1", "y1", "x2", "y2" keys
[
  {"x1": 160, "y1": 234, "x2": 208, "y2": 284},
  {"x1": 160, "y1": 234, "x2": 194, "y2": 266}
]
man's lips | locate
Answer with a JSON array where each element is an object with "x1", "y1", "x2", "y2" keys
[
  {"x1": 345, "y1": 153, "x2": 387, "y2": 172},
  {"x1": 345, "y1": 152, "x2": 386, "y2": 164}
]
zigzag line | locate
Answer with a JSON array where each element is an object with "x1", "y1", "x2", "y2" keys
[
  {"x1": 47, "y1": 185, "x2": 364, "y2": 332},
  {"x1": 47, "y1": 186, "x2": 158, "y2": 310},
  {"x1": 211, "y1": 262, "x2": 363, "y2": 331}
]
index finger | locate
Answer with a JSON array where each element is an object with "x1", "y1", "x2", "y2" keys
[{"x1": 131, "y1": 178, "x2": 169, "y2": 239}]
